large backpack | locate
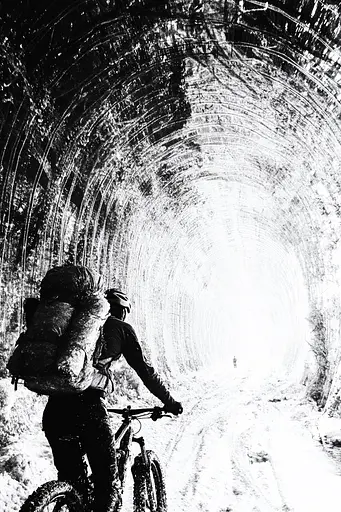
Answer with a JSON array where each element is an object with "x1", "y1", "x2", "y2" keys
[{"x1": 6, "y1": 265, "x2": 110, "y2": 395}]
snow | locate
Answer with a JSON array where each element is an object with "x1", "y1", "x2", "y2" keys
[
  {"x1": 1, "y1": 8, "x2": 341, "y2": 511},
  {"x1": 2, "y1": 368, "x2": 341, "y2": 512},
  {"x1": 120, "y1": 369, "x2": 341, "y2": 512},
  {"x1": 0, "y1": 429, "x2": 55, "y2": 511}
]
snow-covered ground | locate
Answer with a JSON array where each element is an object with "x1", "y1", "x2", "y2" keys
[
  {"x1": 125, "y1": 368, "x2": 341, "y2": 512},
  {"x1": 2, "y1": 369, "x2": 341, "y2": 512}
]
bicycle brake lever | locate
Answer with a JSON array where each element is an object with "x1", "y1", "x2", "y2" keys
[{"x1": 151, "y1": 407, "x2": 163, "y2": 421}]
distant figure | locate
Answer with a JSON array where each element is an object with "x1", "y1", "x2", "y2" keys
[{"x1": 233, "y1": 356, "x2": 237, "y2": 368}]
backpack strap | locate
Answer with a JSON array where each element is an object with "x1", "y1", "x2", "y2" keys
[{"x1": 93, "y1": 326, "x2": 105, "y2": 367}]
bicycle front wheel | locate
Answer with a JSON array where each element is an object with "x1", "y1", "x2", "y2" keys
[
  {"x1": 132, "y1": 450, "x2": 167, "y2": 512},
  {"x1": 20, "y1": 480, "x2": 83, "y2": 512}
]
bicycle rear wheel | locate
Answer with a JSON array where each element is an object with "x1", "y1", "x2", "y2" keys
[
  {"x1": 20, "y1": 480, "x2": 83, "y2": 512},
  {"x1": 132, "y1": 450, "x2": 167, "y2": 512}
]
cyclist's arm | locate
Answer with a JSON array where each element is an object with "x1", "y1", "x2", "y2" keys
[{"x1": 122, "y1": 327, "x2": 174, "y2": 405}]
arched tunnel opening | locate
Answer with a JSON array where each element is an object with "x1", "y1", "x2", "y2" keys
[{"x1": 2, "y1": 1, "x2": 341, "y2": 510}]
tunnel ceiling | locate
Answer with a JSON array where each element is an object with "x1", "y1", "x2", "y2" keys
[{"x1": 2, "y1": 1, "x2": 341, "y2": 381}]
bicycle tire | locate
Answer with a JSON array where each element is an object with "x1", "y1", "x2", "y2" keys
[
  {"x1": 132, "y1": 450, "x2": 167, "y2": 512},
  {"x1": 19, "y1": 480, "x2": 83, "y2": 512}
]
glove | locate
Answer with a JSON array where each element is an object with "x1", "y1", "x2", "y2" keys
[{"x1": 164, "y1": 399, "x2": 183, "y2": 415}]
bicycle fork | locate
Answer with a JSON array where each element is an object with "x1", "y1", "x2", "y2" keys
[{"x1": 133, "y1": 436, "x2": 157, "y2": 512}]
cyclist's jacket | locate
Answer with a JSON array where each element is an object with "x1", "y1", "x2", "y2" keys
[{"x1": 90, "y1": 316, "x2": 173, "y2": 404}]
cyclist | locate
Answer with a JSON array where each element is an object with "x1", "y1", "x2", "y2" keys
[{"x1": 42, "y1": 288, "x2": 183, "y2": 512}]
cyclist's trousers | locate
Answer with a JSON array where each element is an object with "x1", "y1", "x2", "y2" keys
[{"x1": 42, "y1": 388, "x2": 120, "y2": 512}]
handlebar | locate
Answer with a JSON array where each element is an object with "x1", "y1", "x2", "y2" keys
[{"x1": 107, "y1": 405, "x2": 171, "y2": 421}]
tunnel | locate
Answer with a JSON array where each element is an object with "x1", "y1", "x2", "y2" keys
[{"x1": 2, "y1": 1, "x2": 341, "y2": 511}]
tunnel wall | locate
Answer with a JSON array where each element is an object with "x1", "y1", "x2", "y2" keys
[{"x1": 2, "y1": 1, "x2": 341, "y2": 413}]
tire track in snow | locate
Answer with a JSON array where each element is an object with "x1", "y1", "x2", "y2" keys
[
  {"x1": 158, "y1": 374, "x2": 254, "y2": 511},
  {"x1": 161, "y1": 374, "x2": 295, "y2": 511},
  {"x1": 228, "y1": 399, "x2": 292, "y2": 512},
  {"x1": 141, "y1": 374, "x2": 237, "y2": 511},
  {"x1": 165, "y1": 398, "x2": 233, "y2": 511}
]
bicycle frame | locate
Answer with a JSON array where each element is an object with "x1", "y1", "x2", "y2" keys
[
  {"x1": 110, "y1": 406, "x2": 162, "y2": 468},
  {"x1": 109, "y1": 406, "x2": 167, "y2": 505}
]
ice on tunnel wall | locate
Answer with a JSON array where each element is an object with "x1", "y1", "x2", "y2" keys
[{"x1": 2, "y1": 1, "x2": 341, "y2": 413}]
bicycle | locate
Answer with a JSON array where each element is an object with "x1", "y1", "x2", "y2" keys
[{"x1": 19, "y1": 405, "x2": 171, "y2": 512}]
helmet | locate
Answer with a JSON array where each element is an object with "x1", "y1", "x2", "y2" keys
[{"x1": 105, "y1": 289, "x2": 131, "y2": 313}]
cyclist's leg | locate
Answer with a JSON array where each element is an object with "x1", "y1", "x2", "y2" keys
[
  {"x1": 44, "y1": 432, "x2": 88, "y2": 487},
  {"x1": 42, "y1": 397, "x2": 88, "y2": 493},
  {"x1": 79, "y1": 391, "x2": 121, "y2": 512}
]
